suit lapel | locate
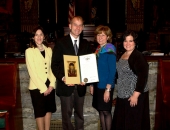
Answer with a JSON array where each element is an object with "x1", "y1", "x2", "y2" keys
[
  {"x1": 66, "y1": 35, "x2": 76, "y2": 55},
  {"x1": 78, "y1": 39, "x2": 85, "y2": 55}
]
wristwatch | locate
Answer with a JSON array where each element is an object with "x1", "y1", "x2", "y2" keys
[{"x1": 105, "y1": 88, "x2": 111, "y2": 92}]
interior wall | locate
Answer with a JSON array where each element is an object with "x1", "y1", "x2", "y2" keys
[
  {"x1": 109, "y1": 0, "x2": 126, "y2": 33},
  {"x1": 39, "y1": 0, "x2": 56, "y2": 35}
]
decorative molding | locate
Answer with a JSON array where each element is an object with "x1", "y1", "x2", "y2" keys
[
  {"x1": 126, "y1": 0, "x2": 144, "y2": 31},
  {"x1": 55, "y1": 0, "x2": 57, "y2": 23},
  {"x1": 131, "y1": 0, "x2": 140, "y2": 10},
  {"x1": 0, "y1": 0, "x2": 13, "y2": 14},
  {"x1": 107, "y1": 0, "x2": 109, "y2": 24},
  {"x1": 20, "y1": 0, "x2": 38, "y2": 32},
  {"x1": 24, "y1": 0, "x2": 33, "y2": 12}
]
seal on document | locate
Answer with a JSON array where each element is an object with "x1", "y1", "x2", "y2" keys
[{"x1": 84, "y1": 78, "x2": 88, "y2": 82}]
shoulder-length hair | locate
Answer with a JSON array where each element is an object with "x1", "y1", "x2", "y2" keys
[
  {"x1": 30, "y1": 26, "x2": 48, "y2": 48},
  {"x1": 94, "y1": 25, "x2": 113, "y2": 43}
]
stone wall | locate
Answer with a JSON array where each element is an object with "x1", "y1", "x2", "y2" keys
[{"x1": 19, "y1": 61, "x2": 158, "y2": 130}]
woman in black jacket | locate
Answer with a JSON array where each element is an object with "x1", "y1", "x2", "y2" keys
[{"x1": 112, "y1": 30, "x2": 150, "y2": 130}]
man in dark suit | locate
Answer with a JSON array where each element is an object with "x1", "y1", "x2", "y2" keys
[{"x1": 51, "y1": 16, "x2": 92, "y2": 130}]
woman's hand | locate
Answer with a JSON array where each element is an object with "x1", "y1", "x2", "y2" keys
[
  {"x1": 128, "y1": 91, "x2": 140, "y2": 107},
  {"x1": 44, "y1": 86, "x2": 54, "y2": 96},
  {"x1": 44, "y1": 89, "x2": 50, "y2": 96},
  {"x1": 104, "y1": 84, "x2": 111, "y2": 103},
  {"x1": 104, "y1": 91, "x2": 110, "y2": 103},
  {"x1": 48, "y1": 86, "x2": 54, "y2": 93}
]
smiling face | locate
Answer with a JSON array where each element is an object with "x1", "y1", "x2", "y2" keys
[
  {"x1": 96, "y1": 32, "x2": 109, "y2": 46},
  {"x1": 69, "y1": 65, "x2": 74, "y2": 70},
  {"x1": 94, "y1": 25, "x2": 112, "y2": 45},
  {"x1": 33, "y1": 29, "x2": 44, "y2": 46},
  {"x1": 123, "y1": 35, "x2": 136, "y2": 52},
  {"x1": 69, "y1": 17, "x2": 84, "y2": 39}
]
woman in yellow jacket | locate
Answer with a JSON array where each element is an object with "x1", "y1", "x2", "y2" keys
[{"x1": 25, "y1": 26, "x2": 56, "y2": 130}]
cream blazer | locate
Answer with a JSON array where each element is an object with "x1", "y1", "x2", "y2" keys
[{"x1": 25, "y1": 45, "x2": 56, "y2": 93}]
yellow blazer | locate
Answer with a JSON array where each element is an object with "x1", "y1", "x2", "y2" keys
[{"x1": 25, "y1": 45, "x2": 56, "y2": 93}]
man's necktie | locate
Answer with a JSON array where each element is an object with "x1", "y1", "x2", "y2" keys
[{"x1": 74, "y1": 40, "x2": 78, "y2": 55}]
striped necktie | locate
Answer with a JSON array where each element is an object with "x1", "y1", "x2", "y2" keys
[{"x1": 74, "y1": 40, "x2": 78, "y2": 55}]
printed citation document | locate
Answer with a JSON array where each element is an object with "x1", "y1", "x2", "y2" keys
[{"x1": 63, "y1": 53, "x2": 99, "y2": 84}]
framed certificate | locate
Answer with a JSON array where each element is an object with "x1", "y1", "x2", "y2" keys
[
  {"x1": 63, "y1": 55, "x2": 81, "y2": 84},
  {"x1": 63, "y1": 54, "x2": 99, "y2": 84}
]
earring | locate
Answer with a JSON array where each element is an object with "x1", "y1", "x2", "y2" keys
[{"x1": 32, "y1": 38, "x2": 35, "y2": 42}]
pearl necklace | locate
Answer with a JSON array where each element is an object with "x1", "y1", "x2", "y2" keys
[
  {"x1": 37, "y1": 45, "x2": 44, "y2": 51},
  {"x1": 38, "y1": 47, "x2": 44, "y2": 51}
]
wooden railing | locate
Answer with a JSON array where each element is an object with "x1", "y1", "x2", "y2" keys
[
  {"x1": 160, "y1": 59, "x2": 170, "y2": 106},
  {"x1": 155, "y1": 59, "x2": 170, "y2": 130},
  {"x1": 0, "y1": 62, "x2": 18, "y2": 130}
]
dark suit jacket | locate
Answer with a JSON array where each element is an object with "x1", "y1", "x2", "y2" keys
[{"x1": 51, "y1": 34, "x2": 92, "y2": 97}]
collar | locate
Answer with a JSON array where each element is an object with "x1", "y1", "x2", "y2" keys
[{"x1": 70, "y1": 34, "x2": 80, "y2": 47}]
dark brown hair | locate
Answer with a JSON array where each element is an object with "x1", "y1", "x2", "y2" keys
[
  {"x1": 30, "y1": 26, "x2": 48, "y2": 48},
  {"x1": 123, "y1": 30, "x2": 138, "y2": 44}
]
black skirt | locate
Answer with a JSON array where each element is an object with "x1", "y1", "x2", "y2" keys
[
  {"x1": 30, "y1": 79, "x2": 56, "y2": 118},
  {"x1": 92, "y1": 86, "x2": 114, "y2": 111},
  {"x1": 112, "y1": 91, "x2": 150, "y2": 130}
]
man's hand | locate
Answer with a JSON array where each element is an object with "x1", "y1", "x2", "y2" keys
[
  {"x1": 79, "y1": 82, "x2": 86, "y2": 86},
  {"x1": 90, "y1": 85, "x2": 94, "y2": 95}
]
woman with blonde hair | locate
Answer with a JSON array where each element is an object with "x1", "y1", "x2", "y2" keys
[{"x1": 90, "y1": 25, "x2": 116, "y2": 130}]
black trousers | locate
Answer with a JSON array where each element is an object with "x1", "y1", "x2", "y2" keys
[{"x1": 60, "y1": 89, "x2": 85, "y2": 130}]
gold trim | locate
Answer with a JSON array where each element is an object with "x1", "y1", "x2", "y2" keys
[{"x1": 24, "y1": 0, "x2": 33, "y2": 12}]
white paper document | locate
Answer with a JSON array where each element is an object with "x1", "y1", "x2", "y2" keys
[{"x1": 79, "y1": 53, "x2": 99, "y2": 83}]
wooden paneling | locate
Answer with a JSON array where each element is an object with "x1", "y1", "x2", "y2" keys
[
  {"x1": 109, "y1": 0, "x2": 125, "y2": 32},
  {"x1": 146, "y1": 32, "x2": 159, "y2": 51},
  {"x1": 20, "y1": 0, "x2": 38, "y2": 32},
  {"x1": 75, "y1": 0, "x2": 93, "y2": 24},
  {"x1": 64, "y1": 25, "x2": 96, "y2": 42},
  {"x1": 155, "y1": 59, "x2": 170, "y2": 130},
  {"x1": 57, "y1": 0, "x2": 107, "y2": 26},
  {"x1": 160, "y1": 60, "x2": 170, "y2": 106},
  {"x1": 0, "y1": 62, "x2": 19, "y2": 130},
  {"x1": 126, "y1": 0, "x2": 144, "y2": 31}
]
